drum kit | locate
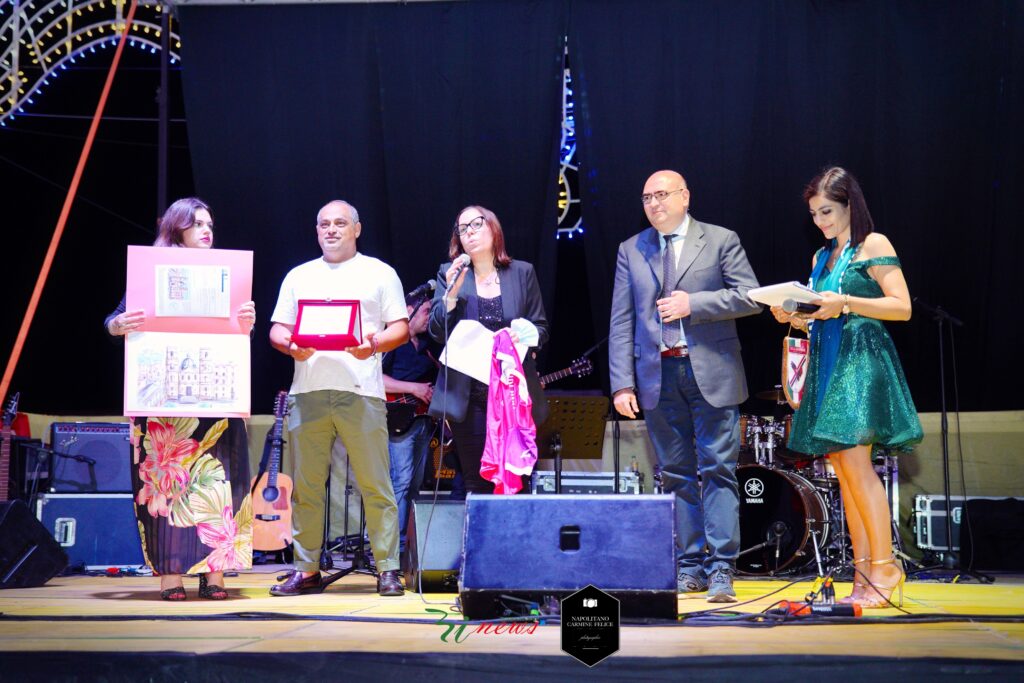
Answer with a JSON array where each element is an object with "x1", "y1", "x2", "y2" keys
[{"x1": 735, "y1": 387, "x2": 899, "y2": 578}]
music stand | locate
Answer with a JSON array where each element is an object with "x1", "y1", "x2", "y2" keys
[
  {"x1": 319, "y1": 461, "x2": 377, "y2": 589},
  {"x1": 536, "y1": 394, "x2": 608, "y2": 493}
]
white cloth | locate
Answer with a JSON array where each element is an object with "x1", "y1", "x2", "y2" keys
[{"x1": 271, "y1": 254, "x2": 407, "y2": 399}]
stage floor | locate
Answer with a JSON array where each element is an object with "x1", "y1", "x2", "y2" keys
[{"x1": 1, "y1": 566, "x2": 1023, "y2": 681}]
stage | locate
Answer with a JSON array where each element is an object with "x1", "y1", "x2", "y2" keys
[{"x1": 1, "y1": 566, "x2": 1022, "y2": 681}]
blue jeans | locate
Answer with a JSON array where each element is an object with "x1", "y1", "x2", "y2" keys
[
  {"x1": 644, "y1": 357, "x2": 740, "y2": 579},
  {"x1": 387, "y1": 416, "x2": 434, "y2": 552}
]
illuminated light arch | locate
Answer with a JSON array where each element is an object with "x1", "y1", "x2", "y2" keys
[{"x1": 0, "y1": 0, "x2": 180, "y2": 125}]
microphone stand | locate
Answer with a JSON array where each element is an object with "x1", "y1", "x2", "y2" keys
[{"x1": 910, "y1": 298, "x2": 991, "y2": 584}]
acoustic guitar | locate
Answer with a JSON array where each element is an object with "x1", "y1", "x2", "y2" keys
[{"x1": 251, "y1": 391, "x2": 294, "y2": 552}]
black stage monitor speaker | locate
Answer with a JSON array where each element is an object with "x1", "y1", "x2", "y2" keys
[
  {"x1": 459, "y1": 494, "x2": 677, "y2": 620},
  {"x1": 49, "y1": 422, "x2": 132, "y2": 493},
  {"x1": 403, "y1": 500, "x2": 465, "y2": 593},
  {"x1": 0, "y1": 500, "x2": 68, "y2": 588},
  {"x1": 962, "y1": 497, "x2": 1024, "y2": 571}
]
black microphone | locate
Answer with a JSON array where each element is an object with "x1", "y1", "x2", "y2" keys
[
  {"x1": 407, "y1": 279, "x2": 437, "y2": 302},
  {"x1": 782, "y1": 299, "x2": 820, "y2": 314}
]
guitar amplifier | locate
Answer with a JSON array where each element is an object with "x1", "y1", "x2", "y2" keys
[
  {"x1": 49, "y1": 422, "x2": 132, "y2": 493},
  {"x1": 35, "y1": 493, "x2": 144, "y2": 569},
  {"x1": 531, "y1": 471, "x2": 642, "y2": 495}
]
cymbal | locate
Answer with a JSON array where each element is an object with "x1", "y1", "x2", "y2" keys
[{"x1": 754, "y1": 388, "x2": 789, "y2": 403}]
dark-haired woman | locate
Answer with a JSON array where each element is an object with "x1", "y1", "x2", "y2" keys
[
  {"x1": 771, "y1": 168, "x2": 922, "y2": 608},
  {"x1": 427, "y1": 205, "x2": 548, "y2": 494},
  {"x1": 105, "y1": 197, "x2": 255, "y2": 601}
]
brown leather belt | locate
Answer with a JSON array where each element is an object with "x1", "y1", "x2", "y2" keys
[{"x1": 661, "y1": 346, "x2": 689, "y2": 358}]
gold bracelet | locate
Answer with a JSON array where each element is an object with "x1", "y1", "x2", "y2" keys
[{"x1": 842, "y1": 294, "x2": 851, "y2": 316}]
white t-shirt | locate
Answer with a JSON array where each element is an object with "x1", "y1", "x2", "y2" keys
[{"x1": 271, "y1": 253, "x2": 407, "y2": 399}]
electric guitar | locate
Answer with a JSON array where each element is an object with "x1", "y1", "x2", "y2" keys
[
  {"x1": 0, "y1": 392, "x2": 19, "y2": 503},
  {"x1": 251, "y1": 391, "x2": 294, "y2": 552},
  {"x1": 539, "y1": 357, "x2": 593, "y2": 387}
]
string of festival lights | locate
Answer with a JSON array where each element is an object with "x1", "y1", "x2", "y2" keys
[{"x1": 0, "y1": 0, "x2": 180, "y2": 126}]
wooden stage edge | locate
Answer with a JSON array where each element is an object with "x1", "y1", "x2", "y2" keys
[{"x1": 1, "y1": 568, "x2": 1023, "y2": 671}]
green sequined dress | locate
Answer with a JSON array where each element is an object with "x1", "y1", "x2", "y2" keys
[{"x1": 788, "y1": 255, "x2": 923, "y2": 456}]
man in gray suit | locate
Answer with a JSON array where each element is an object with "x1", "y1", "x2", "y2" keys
[{"x1": 609, "y1": 170, "x2": 760, "y2": 602}]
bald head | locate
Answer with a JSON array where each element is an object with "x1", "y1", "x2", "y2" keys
[
  {"x1": 315, "y1": 199, "x2": 361, "y2": 263},
  {"x1": 646, "y1": 170, "x2": 687, "y2": 189},
  {"x1": 642, "y1": 170, "x2": 691, "y2": 233},
  {"x1": 317, "y1": 200, "x2": 359, "y2": 225}
]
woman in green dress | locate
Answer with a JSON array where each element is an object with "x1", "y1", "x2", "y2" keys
[{"x1": 771, "y1": 167, "x2": 922, "y2": 609}]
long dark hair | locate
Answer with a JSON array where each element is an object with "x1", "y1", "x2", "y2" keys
[
  {"x1": 154, "y1": 197, "x2": 212, "y2": 247},
  {"x1": 803, "y1": 166, "x2": 874, "y2": 246},
  {"x1": 448, "y1": 205, "x2": 513, "y2": 268}
]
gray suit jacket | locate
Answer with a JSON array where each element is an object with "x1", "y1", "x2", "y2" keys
[{"x1": 609, "y1": 217, "x2": 761, "y2": 410}]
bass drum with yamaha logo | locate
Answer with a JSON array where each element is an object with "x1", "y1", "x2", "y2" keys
[{"x1": 736, "y1": 464, "x2": 829, "y2": 575}]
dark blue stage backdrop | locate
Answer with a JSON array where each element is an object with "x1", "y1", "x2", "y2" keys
[
  {"x1": 3, "y1": 0, "x2": 1021, "y2": 415},
  {"x1": 176, "y1": 1, "x2": 566, "y2": 411}
]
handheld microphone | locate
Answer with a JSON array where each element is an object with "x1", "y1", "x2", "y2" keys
[
  {"x1": 773, "y1": 600, "x2": 862, "y2": 617},
  {"x1": 451, "y1": 253, "x2": 471, "y2": 281},
  {"x1": 782, "y1": 299, "x2": 820, "y2": 314}
]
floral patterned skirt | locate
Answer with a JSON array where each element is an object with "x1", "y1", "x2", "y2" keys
[{"x1": 130, "y1": 416, "x2": 253, "y2": 575}]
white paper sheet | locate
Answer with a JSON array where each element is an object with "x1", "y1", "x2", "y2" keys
[
  {"x1": 439, "y1": 320, "x2": 528, "y2": 384},
  {"x1": 747, "y1": 281, "x2": 822, "y2": 307}
]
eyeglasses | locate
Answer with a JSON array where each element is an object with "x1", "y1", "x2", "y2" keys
[
  {"x1": 641, "y1": 188, "x2": 685, "y2": 205},
  {"x1": 455, "y1": 216, "x2": 487, "y2": 236}
]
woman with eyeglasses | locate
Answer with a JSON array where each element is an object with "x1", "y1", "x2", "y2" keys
[
  {"x1": 770, "y1": 168, "x2": 922, "y2": 608},
  {"x1": 426, "y1": 205, "x2": 549, "y2": 494},
  {"x1": 105, "y1": 197, "x2": 256, "y2": 601}
]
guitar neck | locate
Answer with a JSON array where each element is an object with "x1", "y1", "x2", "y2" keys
[
  {"x1": 540, "y1": 368, "x2": 571, "y2": 385},
  {"x1": 266, "y1": 415, "x2": 284, "y2": 486},
  {"x1": 0, "y1": 425, "x2": 11, "y2": 503}
]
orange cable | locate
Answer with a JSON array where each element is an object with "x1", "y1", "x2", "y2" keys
[{"x1": 0, "y1": 0, "x2": 140, "y2": 404}]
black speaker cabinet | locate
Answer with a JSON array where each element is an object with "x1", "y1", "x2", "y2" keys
[
  {"x1": 962, "y1": 497, "x2": 1024, "y2": 571},
  {"x1": 459, "y1": 494, "x2": 677, "y2": 620},
  {"x1": 403, "y1": 500, "x2": 465, "y2": 593},
  {"x1": 0, "y1": 500, "x2": 68, "y2": 589},
  {"x1": 49, "y1": 422, "x2": 132, "y2": 493}
]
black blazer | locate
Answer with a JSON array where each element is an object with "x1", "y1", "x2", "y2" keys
[{"x1": 427, "y1": 259, "x2": 549, "y2": 425}]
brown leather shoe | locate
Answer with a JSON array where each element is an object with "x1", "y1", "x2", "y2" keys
[
  {"x1": 270, "y1": 571, "x2": 323, "y2": 597},
  {"x1": 377, "y1": 570, "x2": 404, "y2": 597}
]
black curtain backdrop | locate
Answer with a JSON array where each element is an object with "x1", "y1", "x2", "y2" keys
[
  {"x1": 5, "y1": 1, "x2": 1021, "y2": 416},
  {"x1": 569, "y1": 0, "x2": 1023, "y2": 412},
  {"x1": 177, "y1": 1, "x2": 566, "y2": 413}
]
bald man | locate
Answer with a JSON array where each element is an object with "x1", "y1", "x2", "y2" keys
[
  {"x1": 269, "y1": 200, "x2": 410, "y2": 597},
  {"x1": 609, "y1": 171, "x2": 760, "y2": 602}
]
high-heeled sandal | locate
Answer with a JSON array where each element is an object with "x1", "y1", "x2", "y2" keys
[
  {"x1": 839, "y1": 557, "x2": 870, "y2": 604},
  {"x1": 856, "y1": 556, "x2": 905, "y2": 609},
  {"x1": 198, "y1": 573, "x2": 228, "y2": 600},
  {"x1": 160, "y1": 586, "x2": 186, "y2": 601}
]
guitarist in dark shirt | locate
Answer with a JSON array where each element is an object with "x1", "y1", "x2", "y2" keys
[{"x1": 382, "y1": 292, "x2": 439, "y2": 555}]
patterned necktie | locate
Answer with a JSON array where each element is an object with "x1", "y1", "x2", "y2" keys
[{"x1": 662, "y1": 234, "x2": 680, "y2": 348}]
